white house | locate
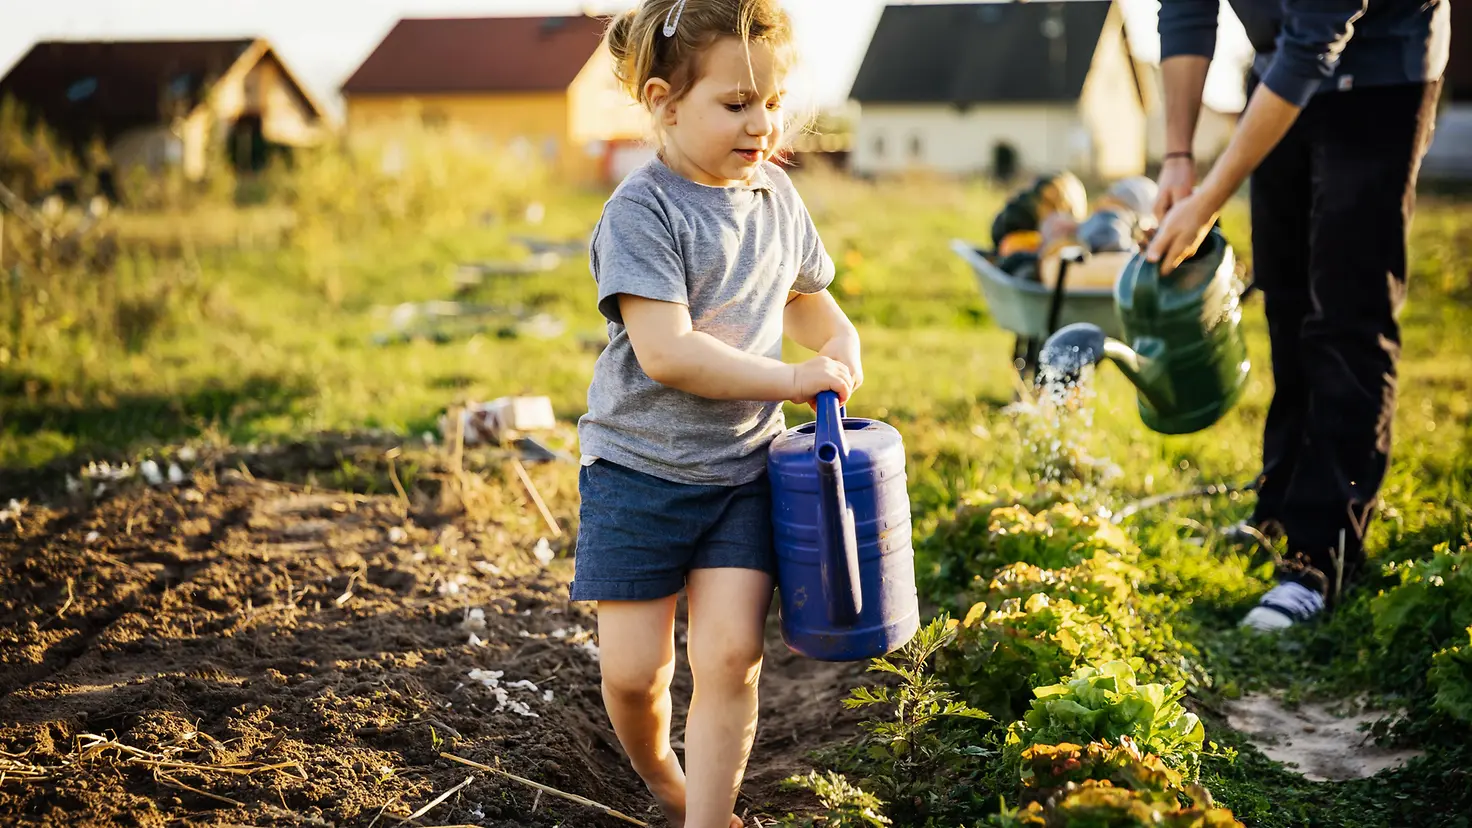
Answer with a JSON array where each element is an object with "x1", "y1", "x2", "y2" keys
[
  {"x1": 848, "y1": 0, "x2": 1147, "y2": 180},
  {"x1": 1421, "y1": 22, "x2": 1472, "y2": 181}
]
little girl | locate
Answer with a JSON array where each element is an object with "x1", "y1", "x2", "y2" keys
[{"x1": 572, "y1": 1, "x2": 862, "y2": 826}]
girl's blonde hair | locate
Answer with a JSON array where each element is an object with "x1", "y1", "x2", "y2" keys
[{"x1": 605, "y1": 0, "x2": 799, "y2": 112}]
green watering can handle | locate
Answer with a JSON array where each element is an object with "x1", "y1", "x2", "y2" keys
[{"x1": 1134, "y1": 254, "x2": 1160, "y2": 321}]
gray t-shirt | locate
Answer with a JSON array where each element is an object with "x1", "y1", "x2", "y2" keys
[{"x1": 577, "y1": 156, "x2": 836, "y2": 486}]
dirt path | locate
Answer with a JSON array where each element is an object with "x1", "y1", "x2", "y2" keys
[{"x1": 0, "y1": 462, "x2": 872, "y2": 827}]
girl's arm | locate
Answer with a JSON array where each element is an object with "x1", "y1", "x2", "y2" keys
[
  {"x1": 620, "y1": 294, "x2": 853, "y2": 403},
  {"x1": 785, "y1": 290, "x2": 863, "y2": 391}
]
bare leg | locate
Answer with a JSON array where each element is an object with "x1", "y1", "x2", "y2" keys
[
  {"x1": 596, "y1": 596, "x2": 689, "y2": 825},
  {"x1": 683, "y1": 568, "x2": 772, "y2": 828}
]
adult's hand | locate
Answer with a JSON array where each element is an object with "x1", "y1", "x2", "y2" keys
[
  {"x1": 1154, "y1": 156, "x2": 1196, "y2": 222},
  {"x1": 1146, "y1": 190, "x2": 1218, "y2": 276}
]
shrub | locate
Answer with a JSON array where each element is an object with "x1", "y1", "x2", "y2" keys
[
  {"x1": 1371, "y1": 542, "x2": 1472, "y2": 688},
  {"x1": 1429, "y1": 626, "x2": 1472, "y2": 725}
]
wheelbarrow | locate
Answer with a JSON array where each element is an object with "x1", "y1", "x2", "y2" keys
[{"x1": 949, "y1": 239, "x2": 1126, "y2": 382}]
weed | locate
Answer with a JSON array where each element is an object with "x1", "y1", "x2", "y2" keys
[
  {"x1": 777, "y1": 772, "x2": 893, "y2": 827},
  {"x1": 835, "y1": 617, "x2": 997, "y2": 825}
]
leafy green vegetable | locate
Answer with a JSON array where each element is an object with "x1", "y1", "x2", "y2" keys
[
  {"x1": 942, "y1": 592, "x2": 1130, "y2": 720},
  {"x1": 921, "y1": 502, "x2": 1138, "y2": 609},
  {"x1": 1016, "y1": 739, "x2": 1182, "y2": 803},
  {"x1": 990, "y1": 782, "x2": 1245, "y2": 828},
  {"x1": 1009, "y1": 661, "x2": 1205, "y2": 776}
]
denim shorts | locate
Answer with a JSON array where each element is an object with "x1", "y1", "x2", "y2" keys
[{"x1": 570, "y1": 458, "x2": 776, "y2": 602}]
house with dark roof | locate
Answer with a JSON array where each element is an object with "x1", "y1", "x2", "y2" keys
[
  {"x1": 341, "y1": 15, "x2": 651, "y2": 186},
  {"x1": 848, "y1": 0, "x2": 1146, "y2": 180},
  {"x1": 0, "y1": 38, "x2": 332, "y2": 182}
]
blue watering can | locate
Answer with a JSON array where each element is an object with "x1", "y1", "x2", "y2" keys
[{"x1": 767, "y1": 391, "x2": 920, "y2": 661}]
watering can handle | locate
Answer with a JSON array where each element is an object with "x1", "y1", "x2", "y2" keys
[
  {"x1": 814, "y1": 391, "x2": 863, "y2": 626},
  {"x1": 1134, "y1": 255, "x2": 1160, "y2": 320}
]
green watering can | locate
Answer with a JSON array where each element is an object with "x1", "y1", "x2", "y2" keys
[{"x1": 1039, "y1": 226, "x2": 1250, "y2": 435}]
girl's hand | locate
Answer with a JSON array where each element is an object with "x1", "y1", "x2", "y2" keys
[
  {"x1": 789, "y1": 356, "x2": 853, "y2": 407},
  {"x1": 820, "y1": 334, "x2": 864, "y2": 396}
]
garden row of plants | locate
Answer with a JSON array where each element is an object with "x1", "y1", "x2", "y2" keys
[{"x1": 776, "y1": 492, "x2": 1472, "y2": 827}]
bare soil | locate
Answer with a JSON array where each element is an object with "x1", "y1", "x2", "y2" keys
[
  {"x1": 0, "y1": 449, "x2": 872, "y2": 827},
  {"x1": 1222, "y1": 693, "x2": 1424, "y2": 783}
]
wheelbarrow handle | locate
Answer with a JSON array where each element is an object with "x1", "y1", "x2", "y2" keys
[{"x1": 1045, "y1": 246, "x2": 1088, "y2": 337}]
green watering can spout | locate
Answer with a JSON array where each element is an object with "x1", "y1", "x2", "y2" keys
[{"x1": 1037, "y1": 324, "x2": 1175, "y2": 414}]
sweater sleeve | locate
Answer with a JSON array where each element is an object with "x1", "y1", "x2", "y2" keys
[
  {"x1": 1158, "y1": 0, "x2": 1220, "y2": 61},
  {"x1": 1260, "y1": 0, "x2": 1369, "y2": 107}
]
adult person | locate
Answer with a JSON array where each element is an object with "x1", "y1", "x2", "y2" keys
[{"x1": 1146, "y1": 0, "x2": 1449, "y2": 631}]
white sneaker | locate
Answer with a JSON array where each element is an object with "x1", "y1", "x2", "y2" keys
[{"x1": 1240, "y1": 582, "x2": 1325, "y2": 632}]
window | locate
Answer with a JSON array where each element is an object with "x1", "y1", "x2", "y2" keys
[
  {"x1": 873, "y1": 134, "x2": 885, "y2": 158},
  {"x1": 168, "y1": 73, "x2": 192, "y2": 100},
  {"x1": 910, "y1": 134, "x2": 923, "y2": 160},
  {"x1": 66, "y1": 77, "x2": 97, "y2": 102}
]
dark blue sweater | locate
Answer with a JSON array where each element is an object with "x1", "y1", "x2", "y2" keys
[{"x1": 1159, "y1": 0, "x2": 1451, "y2": 108}]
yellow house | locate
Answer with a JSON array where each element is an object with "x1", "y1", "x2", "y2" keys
[
  {"x1": 0, "y1": 37, "x2": 333, "y2": 182},
  {"x1": 341, "y1": 15, "x2": 651, "y2": 187}
]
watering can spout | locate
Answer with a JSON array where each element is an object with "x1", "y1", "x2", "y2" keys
[
  {"x1": 1038, "y1": 322, "x2": 1108, "y2": 384},
  {"x1": 1039, "y1": 323, "x2": 1175, "y2": 413}
]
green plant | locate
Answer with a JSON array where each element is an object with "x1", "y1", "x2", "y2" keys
[
  {"x1": 992, "y1": 740, "x2": 1242, "y2": 828},
  {"x1": 981, "y1": 556, "x2": 1138, "y2": 614},
  {"x1": 1014, "y1": 740, "x2": 1183, "y2": 803},
  {"x1": 989, "y1": 782, "x2": 1244, "y2": 828},
  {"x1": 1008, "y1": 661, "x2": 1204, "y2": 777},
  {"x1": 1371, "y1": 542, "x2": 1472, "y2": 684},
  {"x1": 1429, "y1": 626, "x2": 1472, "y2": 724},
  {"x1": 778, "y1": 772, "x2": 893, "y2": 827},
  {"x1": 922, "y1": 502, "x2": 1139, "y2": 617},
  {"x1": 941, "y1": 592, "x2": 1131, "y2": 720},
  {"x1": 839, "y1": 616, "x2": 996, "y2": 824}
]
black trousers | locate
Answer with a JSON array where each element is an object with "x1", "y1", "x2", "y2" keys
[{"x1": 1247, "y1": 79, "x2": 1441, "y2": 600}]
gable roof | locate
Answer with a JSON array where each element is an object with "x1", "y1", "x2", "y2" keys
[
  {"x1": 341, "y1": 15, "x2": 609, "y2": 96},
  {"x1": 850, "y1": 1, "x2": 1116, "y2": 105},
  {"x1": 0, "y1": 38, "x2": 328, "y2": 147},
  {"x1": 0, "y1": 38, "x2": 255, "y2": 142}
]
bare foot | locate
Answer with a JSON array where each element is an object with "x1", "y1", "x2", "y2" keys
[
  {"x1": 643, "y1": 774, "x2": 686, "y2": 827},
  {"x1": 639, "y1": 765, "x2": 744, "y2": 828}
]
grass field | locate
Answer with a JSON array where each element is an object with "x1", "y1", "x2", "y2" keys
[{"x1": 2, "y1": 145, "x2": 1470, "y2": 826}]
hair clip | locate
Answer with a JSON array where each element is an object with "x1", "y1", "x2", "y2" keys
[{"x1": 663, "y1": 0, "x2": 687, "y2": 36}]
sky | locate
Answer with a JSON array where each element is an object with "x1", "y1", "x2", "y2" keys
[{"x1": 0, "y1": 0, "x2": 1254, "y2": 116}]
